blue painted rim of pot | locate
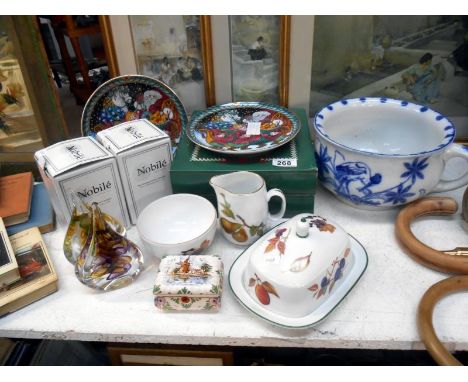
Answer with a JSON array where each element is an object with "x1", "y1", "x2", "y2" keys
[{"x1": 313, "y1": 97, "x2": 457, "y2": 158}]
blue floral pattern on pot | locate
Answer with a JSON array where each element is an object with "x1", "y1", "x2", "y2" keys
[{"x1": 315, "y1": 142, "x2": 429, "y2": 207}]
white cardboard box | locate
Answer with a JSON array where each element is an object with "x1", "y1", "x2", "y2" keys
[
  {"x1": 97, "y1": 119, "x2": 173, "y2": 225},
  {"x1": 34, "y1": 137, "x2": 131, "y2": 227}
]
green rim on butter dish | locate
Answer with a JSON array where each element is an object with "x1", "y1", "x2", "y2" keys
[{"x1": 228, "y1": 231, "x2": 368, "y2": 329}]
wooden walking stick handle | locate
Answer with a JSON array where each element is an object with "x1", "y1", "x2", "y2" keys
[
  {"x1": 417, "y1": 276, "x2": 468, "y2": 366},
  {"x1": 395, "y1": 197, "x2": 468, "y2": 274}
]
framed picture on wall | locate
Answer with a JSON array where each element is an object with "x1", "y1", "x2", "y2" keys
[
  {"x1": 106, "y1": 15, "x2": 215, "y2": 114},
  {"x1": 228, "y1": 15, "x2": 290, "y2": 106},
  {"x1": 108, "y1": 16, "x2": 313, "y2": 113},
  {"x1": 309, "y1": 15, "x2": 468, "y2": 143}
]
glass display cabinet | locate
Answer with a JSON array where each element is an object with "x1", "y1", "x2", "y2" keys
[{"x1": 0, "y1": 16, "x2": 68, "y2": 176}]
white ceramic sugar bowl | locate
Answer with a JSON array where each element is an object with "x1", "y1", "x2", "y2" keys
[
  {"x1": 243, "y1": 213, "x2": 354, "y2": 318},
  {"x1": 137, "y1": 194, "x2": 217, "y2": 259}
]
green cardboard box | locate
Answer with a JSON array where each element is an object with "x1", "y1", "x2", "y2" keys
[{"x1": 170, "y1": 108, "x2": 317, "y2": 217}]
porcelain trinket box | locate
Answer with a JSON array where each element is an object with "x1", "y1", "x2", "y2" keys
[{"x1": 153, "y1": 255, "x2": 223, "y2": 312}]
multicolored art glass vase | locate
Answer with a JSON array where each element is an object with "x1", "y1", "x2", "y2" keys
[
  {"x1": 75, "y1": 202, "x2": 143, "y2": 291},
  {"x1": 63, "y1": 195, "x2": 126, "y2": 265}
]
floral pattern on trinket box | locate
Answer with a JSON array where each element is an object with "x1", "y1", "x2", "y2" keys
[
  {"x1": 154, "y1": 295, "x2": 222, "y2": 311},
  {"x1": 153, "y1": 255, "x2": 223, "y2": 312}
]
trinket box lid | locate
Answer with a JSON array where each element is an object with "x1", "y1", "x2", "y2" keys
[
  {"x1": 97, "y1": 119, "x2": 170, "y2": 154},
  {"x1": 154, "y1": 255, "x2": 223, "y2": 297},
  {"x1": 35, "y1": 137, "x2": 112, "y2": 176}
]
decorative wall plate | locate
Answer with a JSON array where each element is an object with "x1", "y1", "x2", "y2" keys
[
  {"x1": 229, "y1": 231, "x2": 368, "y2": 329},
  {"x1": 81, "y1": 75, "x2": 188, "y2": 154},
  {"x1": 187, "y1": 102, "x2": 301, "y2": 155}
]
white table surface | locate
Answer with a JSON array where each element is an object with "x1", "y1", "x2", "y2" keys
[{"x1": 0, "y1": 160, "x2": 467, "y2": 351}]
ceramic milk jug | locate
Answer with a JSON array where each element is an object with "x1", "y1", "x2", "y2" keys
[{"x1": 210, "y1": 171, "x2": 286, "y2": 246}]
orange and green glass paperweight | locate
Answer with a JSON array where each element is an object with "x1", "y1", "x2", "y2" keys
[
  {"x1": 63, "y1": 195, "x2": 126, "y2": 265},
  {"x1": 75, "y1": 202, "x2": 143, "y2": 291}
]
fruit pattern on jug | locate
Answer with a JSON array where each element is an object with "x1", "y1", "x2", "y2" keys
[{"x1": 219, "y1": 193, "x2": 265, "y2": 243}]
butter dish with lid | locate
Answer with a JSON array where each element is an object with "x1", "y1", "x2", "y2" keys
[{"x1": 229, "y1": 213, "x2": 368, "y2": 328}]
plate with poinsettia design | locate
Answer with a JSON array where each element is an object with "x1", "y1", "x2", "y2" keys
[
  {"x1": 229, "y1": 217, "x2": 368, "y2": 329},
  {"x1": 187, "y1": 102, "x2": 301, "y2": 155},
  {"x1": 81, "y1": 75, "x2": 187, "y2": 155}
]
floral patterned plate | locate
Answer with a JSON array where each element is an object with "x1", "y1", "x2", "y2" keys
[
  {"x1": 81, "y1": 75, "x2": 188, "y2": 155},
  {"x1": 229, "y1": 230, "x2": 368, "y2": 329},
  {"x1": 187, "y1": 102, "x2": 301, "y2": 155}
]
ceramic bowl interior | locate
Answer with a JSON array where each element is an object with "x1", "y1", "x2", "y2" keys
[
  {"x1": 137, "y1": 194, "x2": 216, "y2": 245},
  {"x1": 315, "y1": 98, "x2": 456, "y2": 156}
]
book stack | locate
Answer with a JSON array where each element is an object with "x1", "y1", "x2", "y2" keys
[
  {"x1": 0, "y1": 217, "x2": 20, "y2": 288},
  {"x1": 0, "y1": 172, "x2": 55, "y2": 235},
  {"x1": 0, "y1": 226, "x2": 58, "y2": 317},
  {"x1": 0, "y1": 172, "x2": 33, "y2": 226},
  {"x1": 0, "y1": 172, "x2": 58, "y2": 316},
  {"x1": 6, "y1": 183, "x2": 55, "y2": 235}
]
